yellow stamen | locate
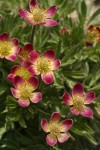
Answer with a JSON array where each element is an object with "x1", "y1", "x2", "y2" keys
[
  {"x1": 88, "y1": 27, "x2": 100, "y2": 42},
  {"x1": 35, "y1": 57, "x2": 53, "y2": 74},
  {"x1": 72, "y1": 95, "x2": 84, "y2": 111},
  {"x1": 15, "y1": 67, "x2": 31, "y2": 80},
  {"x1": 19, "y1": 50, "x2": 29, "y2": 61},
  {"x1": 48, "y1": 121, "x2": 62, "y2": 137},
  {"x1": 19, "y1": 83, "x2": 33, "y2": 100},
  {"x1": 0, "y1": 41, "x2": 12, "y2": 56},
  {"x1": 30, "y1": 6, "x2": 46, "y2": 23}
]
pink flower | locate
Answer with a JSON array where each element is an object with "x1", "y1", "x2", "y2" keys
[
  {"x1": 28, "y1": 50, "x2": 61, "y2": 84},
  {"x1": 86, "y1": 25, "x2": 100, "y2": 46},
  {"x1": 63, "y1": 82, "x2": 95, "y2": 118},
  {"x1": 8, "y1": 62, "x2": 33, "y2": 83},
  {"x1": 11, "y1": 76, "x2": 42, "y2": 107},
  {"x1": 41, "y1": 112, "x2": 73, "y2": 146},
  {"x1": 0, "y1": 32, "x2": 20, "y2": 61},
  {"x1": 18, "y1": 44, "x2": 33, "y2": 63},
  {"x1": 19, "y1": 0, "x2": 57, "y2": 27}
]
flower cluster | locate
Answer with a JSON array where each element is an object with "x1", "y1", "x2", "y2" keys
[
  {"x1": 0, "y1": 0, "x2": 96, "y2": 147},
  {"x1": 7, "y1": 46, "x2": 61, "y2": 106}
]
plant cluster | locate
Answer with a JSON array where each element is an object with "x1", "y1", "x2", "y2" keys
[{"x1": 0, "y1": 0, "x2": 100, "y2": 149}]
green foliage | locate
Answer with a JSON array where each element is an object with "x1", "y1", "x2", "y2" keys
[{"x1": 0, "y1": 0, "x2": 100, "y2": 149}]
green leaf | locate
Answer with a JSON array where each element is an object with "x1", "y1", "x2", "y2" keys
[
  {"x1": 19, "y1": 117, "x2": 27, "y2": 128},
  {"x1": 88, "y1": 8, "x2": 100, "y2": 24},
  {"x1": 81, "y1": 0, "x2": 87, "y2": 19}
]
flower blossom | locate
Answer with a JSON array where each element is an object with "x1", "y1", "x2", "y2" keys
[
  {"x1": 19, "y1": 0, "x2": 57, "y2": 27},
  {"x1": 8, "y1": 62, "x2": 33, "y2": 83},
  {"x1": 11, "y1": 76, "x2": 42, "y2": 107},
  {"x1": 0, "y1": 32, "x2": 19, "y2": 61},
  {"x1": 28, "y1": 50, "x2": 61, "y2": 84},
  {"x1": 41, "y1": 112, "x2": 73, "y2": 146},
  {"x1": 86, "y1": 25, "x2": 100, "y2": 46},
  {"x1": 18, "y1": 43, "x2": 33, "y2": 63},
  {"x1": 63, "y1": 82, "x2": 95, "y2": 118}
]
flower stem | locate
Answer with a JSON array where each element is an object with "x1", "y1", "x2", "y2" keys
[
  {"x1": 30, "y1": 25, "x2": 36, "y2": 45},
  {"x1": 33, "y1": 105, "x2": 50, "y2": 116},
  {"x1": 67, "y1": 112, "x2": 73, "y2": 118}
]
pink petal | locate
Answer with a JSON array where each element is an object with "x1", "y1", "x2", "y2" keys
[
  {"x1": 0, "y1": 55, "x2": 4, "y2": 58},
  {"x1": 0, "y1": 32, "x2": 9, "y2": 41},
  {"x1": 96, "y1": 37, "x2": 100, "y2": 41},
  {"x1": 96, "y1": 27, "x2": 100, "y2": 33},
  {"x1": 19, "y1": 9, "x2": 36, "y2": 25},
  {"x1": 29, "y1": 51, "x2": 40, "y2": 63},
  {"x1": 11, "y1": 65, "x2": 20, "y2": 74},
  {"x1": 72, "y1": 82, "x2": 84, "y2": 96},
  {"x1": 7, "y1": 74, "x2": 14, "y2": 82},
  {"x1": 11, "y1": 88, "x2": 20, "y2": 98},
  {"x1": 28, "y1": 76, "x2": 39, "y2": 90},
  {"x1": 18, "y1": 99, "x2": 30, "y2": 107},
  {"x1": 80, "y1": 106, "x2": 93, "y2": 118},
  {"x1": 61, "y1": 119, "x2": 73, "y2": 132},
  {"x1": 44, "y1": 49, "x2": 55, "y2": 60},
  {"x1": 13, "y1": 76, "x2": 24, "y2": 89},
  {"x1": 11, "y1": 38, "x2": 18, "y2": 45},
  {"x1": 41, "y1": 72, "x2": 54, "y2": 85},
  {"x1": 17, "y1": 55, "x2": 24, "y2": 63},
  {"x1": 28, "y1": 65, "x2": 40, "y2": 75},
  {"x1": 13, "y1": 46, "x2": 20, "y2": 53},
  {"x1": 42, "y1": 19, "x2": 58, "y2": 27},
  {"x1": 18, "y1": 47, "x2": 22, "y2": 55},
  {"x1": 41, "y1": 118, "x2": 49, "y2": 132},
  {"x1": 86, "y1": 41, "x2": 93, "y2": 47},
  {"x1": 88, "y1": 25, "x2": 94, "y2": 31},
  {"x1": 23, "y1": 44, "x2": 33, "y2": 51},
  {"x1": 21, "y1": 61, "x2": 31, "y2": 68},
  {"x1": 46, "y1": 134, "x2": 57, "y2": 146},
  {"x1": 50, "y1": 112, "x2": 60, "y2": 122},
  {"x1": 29, "y1": 0, "x2": 38, "y2": 10},
  {"x1": 52, "y1": 59, "x2": 61, "y2": 70},
  {"x1": 30, "y1": 92, "x2": 42, "y2": 103},
  {"x1": 70, "y1": 107, "x2": 79, "y2": 115},
  {"x1": 46, "y1": 6, "x2": 57, "y2": 18},
  {"x1": 63, "y1": 92, "x2": 72, "y2": 106},
  {"x1": 84, "y1": 91, "x2": 95, "y2": 104},
  {"x1": 18, "y1": 44, "x2": 33, "y2": 62},
  {"x1": 57, "y1": 133, "x2": 70, "y2": 143},
  {"x1": 5, "y1": 54, "x2": 16, "y2": 61}
]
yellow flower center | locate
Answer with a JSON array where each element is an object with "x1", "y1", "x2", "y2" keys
[
  {"x1": 88, "y1": 27, "x2": 100, "y2": 42},
  {"x1": 72, "y1": 95, "x2": 84, "y2": 111},
  {"x1": 15, "y1": 67, "x2": 32, "y2": 80},
  {"x1": 30, "y1": 6, "x2": 46, "y2": 23},
  {"x1": 49, "y1": 121, "x2": 62, "y2": 137},
  {"x1": 19, "y1": 83, "x2": 33, "y2": 100},
  {"x1": 35, "y1": 57, "x2": 53, "y2": 74},
  {"x1": 0, "y1": 41, "x2": 12, "y2": 56},
  {"x1": 19, "y1": 50, "x2": 29, "y2": 61}
]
